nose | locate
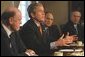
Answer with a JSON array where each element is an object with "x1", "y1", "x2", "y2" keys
[{"x1": 42, "y1": 11, "x2": 45, "y2": 15}]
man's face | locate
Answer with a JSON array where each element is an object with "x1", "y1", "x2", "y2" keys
[
  {"x1": 10, "y1": 11, "x2": 22, "y2": 31},
  {"x1": 71, "y1": 11, "x2": 81, "y2": 24},
  {"x1": 32, "y1": 5, "x2": 45, "y2": 22},
  {"x1": 45, "y1": 13, "x2": 54, "y2": 27}
]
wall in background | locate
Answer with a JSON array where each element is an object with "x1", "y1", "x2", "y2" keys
[{"x1": 40, "y1": 1, "x2": 69, "y2": 25}]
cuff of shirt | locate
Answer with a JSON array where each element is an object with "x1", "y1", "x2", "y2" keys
[{"x1": 50, "y1": 42, "x2": 58, "y2": 49}]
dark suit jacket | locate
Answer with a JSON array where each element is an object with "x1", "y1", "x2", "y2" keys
[
  {"x1": 47, "y1": 25, "x2": 61, "y2": 42},
  {"x1": 1, "y1": 25, "x2": 27, "y2": 56},
  {"x1": 61, "y1": 21, "x2": 84, "y2": 42},
  {"x1": 19, "y1": 19, "x2": 51, "y2": 56}
]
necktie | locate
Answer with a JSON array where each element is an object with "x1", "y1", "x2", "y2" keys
[
  {"x1": 74, "y1": 24, "x2": 78, "y2": 34},
  {"x1": 45, "y1": 27, "x2": 49, "y2": 36},
  {"x1": 38, "y1": 25, "x2": 42, "y2": 35},
  {"x1": 9, "y1": 32, "x2": 18, "y2": 55}
]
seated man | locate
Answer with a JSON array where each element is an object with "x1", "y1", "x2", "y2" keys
[
  {"x1": 45, "y1": 12, "x2": 61, "y2": 42},
  {"x1": 1, "y1": 6, "x2": 37, "y2": 56},
  {"x1": 61, "y1": 10, "x2": 84, "y2": 42}
]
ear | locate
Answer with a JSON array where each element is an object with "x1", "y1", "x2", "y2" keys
[
  {"x1": 9, "y1": 17, "x2": 13, "y2": 25},
  {"x1": 31, "y1": 13, "x2": 35, "y2": 18}
]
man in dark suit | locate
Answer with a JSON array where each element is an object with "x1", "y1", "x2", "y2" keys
[
  {"x1": 45, "y1": 12, "x2": 61, "y2": 42},
  {"x1": 61, "y1": 10, "x2": 84, "y2": 42},
  {"x1": 20, "y1": 3, "x2": 50, "y2": 56},
  {"x1": 1, "y1": 6, "x2": 37, "y2": 56},
  {"x1": 20, "y1": 3, "x2": 77, "y2": 56}
]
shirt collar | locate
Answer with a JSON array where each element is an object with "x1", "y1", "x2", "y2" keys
[
  {"x1": 2, "y1": 23, "x2": 12, "y2": 37},
  {"x1": 33, "y1": 19, "x2": 41, "y2": 27},
  {"x1": 74, "y1": 24, "x2": 77, "y2": 27}
]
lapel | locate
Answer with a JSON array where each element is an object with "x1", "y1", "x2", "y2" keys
[
  {"x1": 29, "y1": 20, "x2": 43, "y2": 39},
  {"x1": 70, "y1": 22, "x2": 80, "y2": 35},
  {"x1": 29, "y1": 20, "x2": 49, "y2": 45},
  {"x1": 1, "y1": 25, "x2": 11, "y2": 47}
]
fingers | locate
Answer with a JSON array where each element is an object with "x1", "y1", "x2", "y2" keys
[
  {"x1": 63, "y1": 38, "x2": 72, "y2": 44},
  {"x1": 70, "y1": 35, "x2": 78, "y2": 41},
  {"x1": 64, "y1": 35, "x2": 74, "y2": 44},
  {"x1": 71, "y1": 35, "x2": 77, "y2": 37},
  {"x1": 66, "y1": 32, "x2": 69, "y2": 36},
  {"x1": 63, "y1": 44, "x2": 69, "y2": 46},
  {"x1": 73, "y1": 36, "x2": 78, "y2": 41},
  {"x1": 62, "y1": 39, "x2": 72, "y2": 46},
  {"x1": 60, "y1": 34, "x2": 64, "y2": 39},
  {"x1": 26, "y1": 49, "x2": 37, "y2": 55},
  {"x1": 65, "y1": 32, "x2": 70, "y2": 38}
]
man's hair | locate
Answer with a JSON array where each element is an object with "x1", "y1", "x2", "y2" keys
[
  {"x1": 71, "y1": 10, "x2": 81, "y2": 16},
  {"x1": 45, "y1": 11, "x2": 50, "y2": 14},
  {"x1": 45, "y1": 11, "x2": 52, "y2": 15},
  {"x1": 27, "y1": 3, "x2": 43, "y2": 18},
  {"x1": 1, "y1": 11, "x2": 15, "y2": 25},
  {"x1": 70, "y1": 10, "x2": 81, "y2": 19}
]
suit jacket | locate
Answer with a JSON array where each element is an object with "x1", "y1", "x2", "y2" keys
[
  {"x1": 1, "y1": 25, "x2": 27, "y2": 56},
  {"x1": 19, "y1": 19, "x2": 51, "y2": 56},
  {"x1": 61, "y1": 21, "x2": 84, "y2": 42},
  {"x1": 47, "y1": 25, "x2": 61, "y2": 42}
]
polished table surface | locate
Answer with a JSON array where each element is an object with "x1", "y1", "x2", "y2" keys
[{"x1": 53, "y1": 42, "x2": 84, "y2": 56}]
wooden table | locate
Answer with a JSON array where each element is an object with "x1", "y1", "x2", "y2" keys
[{"x1": 53, "y1": 45, "x2": 84, "y2": 56}]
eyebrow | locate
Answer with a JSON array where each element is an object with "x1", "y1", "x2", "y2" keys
[
  {"x1": 74, "y1": 15, "x2": 81, "y2": 17},
  {"x1": 46, "y1": 17, "x2": 54, "y2": 20}
]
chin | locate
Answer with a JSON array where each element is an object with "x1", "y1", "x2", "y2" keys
[
  {"x1": 47, "y1": 25, "x2": 51, "y2": 27},
  {"x1": 15, "y1": 28, "x2": 20, "y2": 31},
  {"x1": 41, "y1": 19, "x2": 45, "y2": 22},
  {"x1": 75, "y1": 22, "x2": 79, "y2": 24}
]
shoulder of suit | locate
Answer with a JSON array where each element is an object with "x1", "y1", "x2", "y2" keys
[{"x1": 22, "y1": 20, "x2": 32, "y2": 28}]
